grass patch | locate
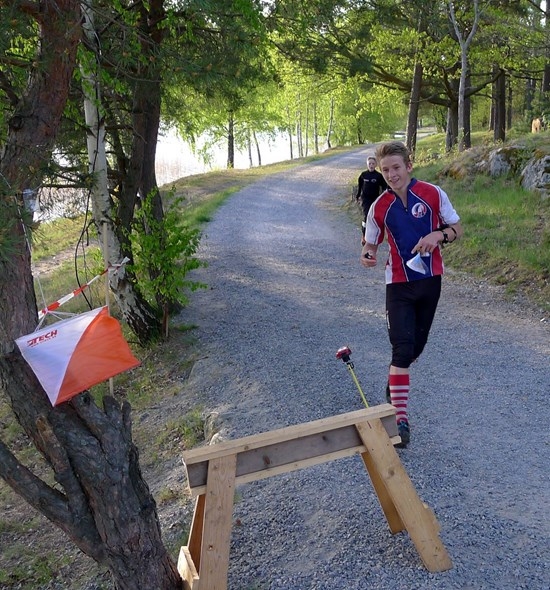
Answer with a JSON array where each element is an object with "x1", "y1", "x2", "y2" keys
[
  {"x1": 31, "y1": 215, "x2": 93, "y2": 261},
  {"x1": 0, "y1": 518, "x2": 31, "y2": 535},
  {"x1": 185, "y1": 187, "x2": 240, "y2": 225},
  {"x1": 156, "y1": 407, "x2": 206, "y2": 454},
  {"x1": 156, "y1": 485, "x2": 185, "y2": 505},
  {"x1": 0, "y1": 542, "x2": 71, "y2": 587}
]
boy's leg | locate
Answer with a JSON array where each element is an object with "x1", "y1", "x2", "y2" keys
[
  {"x1": 386, "y1": 283, "x2": 415, "y2": 428},
  {"x1": 388, "y1": 366, "x2": 410, "y2": 448},
  {"x1": 412, "y1": 276, "x2": 442, "y2": 359},
  {"x1": 385, "y1": 277, "x2": 442, "y2": 447},
  {"x1": 388, "y1": 366, "x2": 410, "y2": 423}
]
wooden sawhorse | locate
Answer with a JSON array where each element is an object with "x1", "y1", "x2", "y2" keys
[{"x1": 178, "y1": 405, "x2": 452, "y2": 589}]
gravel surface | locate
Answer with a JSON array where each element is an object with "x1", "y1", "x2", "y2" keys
[{"x1": 182, "y1": 147, "x2": 550, "y2": 590}]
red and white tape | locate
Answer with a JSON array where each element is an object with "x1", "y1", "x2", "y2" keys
[{"x1": 37, "y1": 258, "x2": 129, "y2": 320}]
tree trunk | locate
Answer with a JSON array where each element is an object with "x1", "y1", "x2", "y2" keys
[
  {"x1": 253, "y1": 130, "x2": 262, "y2": 166},
  {"x1": 104, "y1": 0, "x2": 170, "y2": 344},
  {"x1": 446, "y1": 102, "x2": 458, "y2": 152},
  {"x1": 507, "y1": 79, "x2": 513, "y2": 130},
  {"x1": 525, "y1": 77, "x2": 536, "y2": 115},
  {"x1": 304, "y1": 101, "x2": 309, "y2": 157},
  {"x1": 543, "y1": 2, "x2": 550, "y2": 109},
  {"x1": 286, "y1": 105, "x2": 294, "y2": 159},
  {"x1": 464, "y1": 72, "x2": 472, "y2": 149},
  {"x1": 406, "y1": 62, "x2": 423, "y2": 153},
  {"x1": 326, "y1": 96, "x2": 334, "y2": 149},
  {"x1": 313, "y1": 102, "x2": 319, "y2": 154},
  {"x1": 448, "y1": 0, "x2": 479, "y2": 152},
  {"x1": 493, "y1": 66, "x2": 506, "y2": 142},
  {"x1": 0, "y1": 381, "x2": 183, "y2": 590},
  {"x1": 296, "y1": 105, "x2": 303, "y2": 158},
  {"x1": 247, "y1": 131, "x2": 253, "y2": 167},
  {"x1": 0, "y1": 3, "x2": 181, "y2": 588},
  {"x1": 227, "y1": 112, "x2": 235, "y2": 168}
]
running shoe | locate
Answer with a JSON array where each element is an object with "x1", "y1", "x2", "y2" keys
[{"x1": 395, "y1": 420, "x2": 410, "y2": 449}]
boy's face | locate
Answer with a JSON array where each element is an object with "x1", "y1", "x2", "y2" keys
[
  {"x1": 367, "y1": 158, "x2": 376, "y2": 171},
  {"x1": 379, "y1": 154, "x2": 413, "y2": 195}
]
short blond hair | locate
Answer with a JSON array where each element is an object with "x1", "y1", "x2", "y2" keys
[{"x1": 375, "y1": 141, "x2": 411, "y2": 165}]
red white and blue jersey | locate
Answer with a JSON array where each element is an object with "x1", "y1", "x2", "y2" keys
[{"x1": 365, "y1": 178, "x2": 460, "y2": 284}]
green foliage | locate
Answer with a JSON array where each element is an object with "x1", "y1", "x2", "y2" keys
[
  {"x1": 0, "y1": 199, "x2": 28, "y2": 263},
  {"x1": 128, "y1": 192, "x2": 206, "y2": 315}
]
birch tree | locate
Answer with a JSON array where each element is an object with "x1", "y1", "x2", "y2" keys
[{"x1": 448, "y1": 0, "x2": 480, "y2": 151}]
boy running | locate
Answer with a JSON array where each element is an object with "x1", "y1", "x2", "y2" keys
[{"x1": 360, "y1": 141, "x2": 463, "y2": 448}]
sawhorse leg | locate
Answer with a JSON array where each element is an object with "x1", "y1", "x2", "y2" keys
[
  {"x1": 361, "y1": 448, "x2": 405, "y2": 534},
  {"x1": 180, "y1": 454, "x2": 237, "y2": 590},
  {"x1": 356, "y1": 420, "x2": 452, "y2": 572}
]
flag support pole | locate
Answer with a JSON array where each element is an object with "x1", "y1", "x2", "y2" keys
[{"x1": 103, "y1": 222, "x2": 114, "y2": 396}]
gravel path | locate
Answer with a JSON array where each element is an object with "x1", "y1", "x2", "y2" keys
[{"x1": 182, "y1": 148, "x2": 550, "y2": 590}]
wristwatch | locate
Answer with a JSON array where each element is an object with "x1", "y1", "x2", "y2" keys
[{"x1": 440, "y1": 230, "x2": 449, "y2": 244}]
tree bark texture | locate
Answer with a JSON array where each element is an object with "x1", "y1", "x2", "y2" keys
[
  {"x1": 227, "y1": 112, "x2": 235, "y2": 168},
  {"x1": 493, "y1": 66, "x2": 506, "y2": 142},
  {"x1": 446, "y1": 101, "x2": 458, "y2": 152},
  {"x1": 464, "y1": 73, "x2": 472, "y2": 149},
  {"x1": 406, "y1": 62, "x2": 423, "y2": 153},
  {"x1": 0, "y1": 3, "x2": 180, "y2": 588}
]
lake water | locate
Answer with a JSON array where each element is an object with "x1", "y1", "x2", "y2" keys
[
  {"x1": 155, "y1": 128, "x2": 307, "y2": 186},
  {"x1": 32, "y1": 129, "x2": 324, "y2": 220}
]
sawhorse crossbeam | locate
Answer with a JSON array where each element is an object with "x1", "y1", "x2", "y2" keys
[{"x1": 178, "y1": 405, "x2": 452, "y2": 589}]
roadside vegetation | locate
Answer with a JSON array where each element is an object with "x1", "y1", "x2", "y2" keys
[{"x1": 415, "y1": 131, "x2": 550, "y2": 311}]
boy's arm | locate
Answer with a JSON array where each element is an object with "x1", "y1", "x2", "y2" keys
[
  {"x1": 360, "y1": 242, "x2": 378, "y2": 267},
  {"x1": 446, "y1": 222, "x2": 463, "y2": 242},
  {"x1": 413, "y1": 221, "x2": 464, "y2": 254},
  {"x1": 356, "y1": 174, "x2": 363, "y2": 199}
]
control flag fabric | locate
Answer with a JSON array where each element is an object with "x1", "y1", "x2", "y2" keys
[{"x1": 16, "y1": 306, "x2": 140, "y2": 406}]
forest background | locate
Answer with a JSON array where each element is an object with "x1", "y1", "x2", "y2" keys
[{"x1": 1, "y1": 1, "x2": 550, "y2": 589}]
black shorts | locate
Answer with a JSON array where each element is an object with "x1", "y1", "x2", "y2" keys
[{"x1": 385, "y1": 276, "x2": 442, "y2": 368}]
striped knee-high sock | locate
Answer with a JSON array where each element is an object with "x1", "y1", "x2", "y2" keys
[{"x1": 389, "y1": 373, "x2": 410, "y2": 424}]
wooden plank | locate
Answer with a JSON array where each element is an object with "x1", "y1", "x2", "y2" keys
[
  {"x1": 355, "y1": 420, "x2": 453, "y2": 573},
  {"x1": 177, "y1": 546, "x2": 200, "y2": 590},
  {"x1": 184, "y1": 408, "x2": 398, "y2": 494},
  {"x1": 360, "y1": 448, "x2": 405, "y2": 534},
  {"x1": 183, "y1": 406, "x2": 396, "y2": 465},
  {"x1": 188, "y1": 445, "x2": 358, "y2": 497},
  {"x1": 187, "y1": 434, "x2": 401, "y2": 497},
  {"x1": 198, "y1": 454, "x2": 237, "y2": 590},
  {"x1": 187, "y1": 494, "x2": 206, "y2": 570}
]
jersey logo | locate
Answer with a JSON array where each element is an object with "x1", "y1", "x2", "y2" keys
[{"x1": 411, "y1": 202, "x2": 427, "y2": 218}]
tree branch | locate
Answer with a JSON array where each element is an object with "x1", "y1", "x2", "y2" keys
[{"x1": 0, "y1": 436, "x2": 70, "y2": 525}]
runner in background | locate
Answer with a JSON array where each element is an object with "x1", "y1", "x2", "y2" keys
[{"x1": 355, "y1": 156, "x2": 387, "y2": 245}]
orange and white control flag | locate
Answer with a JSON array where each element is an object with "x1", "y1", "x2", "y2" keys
[{"x1": 15, "y1": 306, "x2": 140, "y2": 406}]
